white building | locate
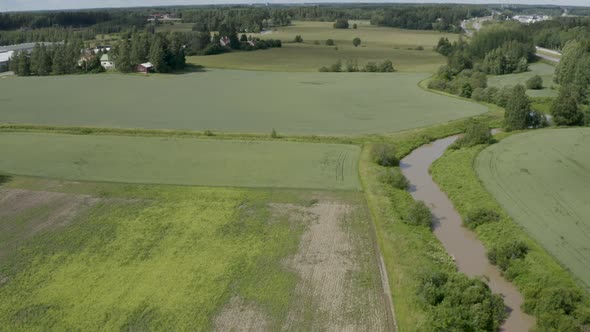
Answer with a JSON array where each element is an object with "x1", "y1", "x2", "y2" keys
[
  {"x1": 100, "y1": 54, "x2": 115, "y2": 70},
  {"x1": 0, "y1": 51, "x2": 14, "y2": 72}
]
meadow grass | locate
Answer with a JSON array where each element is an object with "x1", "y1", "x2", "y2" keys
[
  {"x1": 0, "y1": 132, "x2": 360, "y2": 190},
  {"x1": 0, "y1": 70, "x2": 487, "y2": 136},
  {"x1": 487, "y1": 62, "x2": 558, "y2": 98},
  {"x1": 190, "y1": 43, "x2": 447, "y2": 73},
  {"x1": 190, "y1": 21, "x2": 458, "y2": 72},
  {"x1": 0, "y1": 178, "x2": 388, "y2": 330},
  {"x1": 475, "y1": 128, "x2": 590, "y2": 289}
]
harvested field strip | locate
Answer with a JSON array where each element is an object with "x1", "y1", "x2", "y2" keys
[{"x1": 0, "y1": 132, "x2": 360, "y2": 190}]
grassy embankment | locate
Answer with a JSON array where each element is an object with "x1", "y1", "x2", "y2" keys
[
  {"x1": 431, "y1": 129, "x2": 590, "y2": 330},
  {"x1": 189, "y1": 20, "x2": 457, "y2": 72},
  {"x1": 359, "y1": 108, "x2": 504, "y2": 331}
]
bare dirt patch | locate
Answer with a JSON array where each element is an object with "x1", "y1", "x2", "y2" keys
[
  {"x1": 213, "y1": 296, "x2": 269, "y2": 332},
  {"x1": 279, "y1": 202, "x2": 387, "y2": 331},
  {"x1": 0, "y1": 188, "x2": 101, "y2": 259}
]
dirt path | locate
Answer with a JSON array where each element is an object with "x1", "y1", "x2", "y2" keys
[{"x1": 400, "y1": 136, "x2": 535, "y2": 332}]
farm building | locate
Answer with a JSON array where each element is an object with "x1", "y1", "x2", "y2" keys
[
  {"x1": 0, "y1": 51, "x2": 14, "y2": 72},
  {"x1": 0, "y1": 42, "x2": 61, "y2": 53},
  {"x1": 136, "y1": 62, "x2": 154, "y2": 74},
  {"x1": 100, "y1": 54, "x2": 115, "y2": 70},
  {"x1": 220, "y1": 36, "x2": 231, "y2": 47}
]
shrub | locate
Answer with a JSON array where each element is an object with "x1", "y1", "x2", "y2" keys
[
  {"x1": 345, "y1": 59, "x2": 359, "y2": 72},
  {"x1": 471, "y1": 87, "x2": 486, "y2": 101},
  {"x1": 270, "y1": 128, "x2": 279, "y2": 138},
  {"x1": 318, "y1": 66, "x2": 329, "y2": 72},
  {"x1": 313, "y1": 40, "x2": 320, "y2": 45},
  {"x1": 203, "y1": 129, "x2": 214, "y2": 136},
  {"x1": 465, "y1": 208, "x2": 500, "y2": 229},
  {"x1": 364, "y1": 61, "x2": 378, "y2": 72},
  {"x1": 406, "y1": 201, "x2": 432, "y2": 227},
  {"x1": 294, "y1": 35, "x2": 303, "y2": 43},
  {"x1": 415, "y1": 45, "x2": 424, "y2": 50},
  {"x1": 333, "y1": 19, "x2": 349, "y2": 29},
  {"x1": 487, "y1": 240, "x2": 528, "y2": 271},
  {"x1": 378, "y1": 60, "x2": 395, "y2": 72},
  {"x1": 325, "y1": 39, "x2": 335, "y2": 46},
  {"x1": 352, "y1": 23, "x2": 358, "y2": 29},
  {"x1": 370, "y1": 143, "x2": 398, "y2": 167},
  {"x1": 353, "y1": 37, "x2": 361, "y2": 47},
  {"x1": 427, "y1": 79, "x2": 448, "y2": 91},
  {"x1": 526, "y1": 75, "x2": 544, "y2": 90},
  {"x1": 240, "y1": 34, "x2": 248, "y2": 42},
  {"x1": 483, "y1": 86, "x2": 499, "y2": 103},
  {"x1": 453, "y1": 121, "x2": 492, "y2": 148},
  {"x1": 379, "y1": 168, "x2": 409, "y2": 190},
  {"x1": 329, "y1": 60, "x2": 342, "y2": 72}
]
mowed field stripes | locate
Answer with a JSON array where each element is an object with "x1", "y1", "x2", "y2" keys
[
  {"x1": 0, "y1": 132, "x2": 361, "y2": 190},
  {"x1": 476, "y1": 128, "x2": 590, "y2": 289}
]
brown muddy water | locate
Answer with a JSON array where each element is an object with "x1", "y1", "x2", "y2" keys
[{"x1": 400, "y1": 135, "x2": 535, "y2": 332}]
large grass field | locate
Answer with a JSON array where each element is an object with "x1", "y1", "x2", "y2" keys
[
  {"x1": 0, "y1": 177, "x2": 390, "y2": 330},
  {"x1": 476, "y1": 128, "x2": 590, "y2": 289},
  {"x1": 0, "y1": 132, "x2": 360, "y2": 190},
  {"x1": 190, "y1": 21, "x2": 456, "y2": 72},
  {"x1": 0, "y1": 70, "x2": 487, "y2": 135},
  {"x1": 487, "y1": 62, "x2": 558, "y2": 98}
]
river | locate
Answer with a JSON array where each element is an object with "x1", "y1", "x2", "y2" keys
[{"x1": 400, "y1": 135, "x2": 535, "y2": 332}]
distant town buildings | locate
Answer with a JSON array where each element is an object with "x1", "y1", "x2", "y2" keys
[
  {"x1": 147, "y1": 13, "x2": 182, "y2": 22},
  {"x1": 512, "y1": 15, "x2": 551, "y2": 24}
]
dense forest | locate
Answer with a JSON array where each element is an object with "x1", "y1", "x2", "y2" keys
[{"x1": 0, "y1": 4, "x2": 492, "y2": 46}]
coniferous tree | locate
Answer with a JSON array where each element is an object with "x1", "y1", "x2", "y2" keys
[
  {"x1": 52, "y1": 44, "x2": 68, "y2": 75},
  {"x1": 130, "y1": 32, "x2": 148, "y2": 65},
  {"x1": 116, "y1": 38, "x2": 133, "y2": 72},
  {"x1": 8, "y1": 51, "x2": 19, "y2": 73},
  {"x1": 149, "y1": 35, "x2": 167, "y2": 73},
  {"x1": 16, "y1": 51, "x2": 31, "y2": 76}
]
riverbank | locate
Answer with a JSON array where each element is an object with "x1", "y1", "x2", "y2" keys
[
  {"x1": 401, "y1": 134, "x2": 534, "y2": 331},
  {"x1": 431, "y1": 131, "x2": 590, "y2": 331}
]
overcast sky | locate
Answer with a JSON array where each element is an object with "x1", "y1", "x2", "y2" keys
[{"x1": 1, "y1": 0, "x2": 589, "y2": 12}]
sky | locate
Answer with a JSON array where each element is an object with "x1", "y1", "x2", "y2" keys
[{"x1": 1, "y1": 0, "x2": 589, "y2": 12}]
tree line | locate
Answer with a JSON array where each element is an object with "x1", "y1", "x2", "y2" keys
[
  {"x1": 370, "y1": 5, "x2": 490, "y2": 32},
  {"x1": 10, "y1": 30, "x2": 191, "y2": 76}
]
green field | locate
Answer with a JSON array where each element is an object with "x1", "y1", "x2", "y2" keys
[
  {"x1": 0, "y1": 132, "x2": 360, "y2": 190},
  {"x1": 487, "y1": 62, "x2": 558, "y2": 98},
  {"x1": 0, "y1": 178, "x2": 389, "y2": 330},
  {"x1": 476, "y1": 128, "x2": 590, "y2": 289},
  {"x1": 0, "y1": 70, "x2": 487, "y2": 135},
  {"x1": 190, "y1": 21, "x2": 456, "y2": 72}
]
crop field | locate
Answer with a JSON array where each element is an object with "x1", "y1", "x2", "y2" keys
[
  {"x1": 0, "y1": 132, "x2": 360, "y2": 190},
  {"x1": 476, "y1": 128, "x2": 590, "y2": 289},
  {"x1": 191, "y1": 43, "x2": 447, "y2": 73},
  {"x1": 190, "y1": 21, "x2": 457, "y2": 72},
  {"x1": 487, "y1": 63, "x2": 558, "y2": 98},
  {"x1": 0, "y1": 177, "x2": 390, "y2": 330},
  {"x1": 0, "y1": 70, "x2": 487, "y2": 135}
]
